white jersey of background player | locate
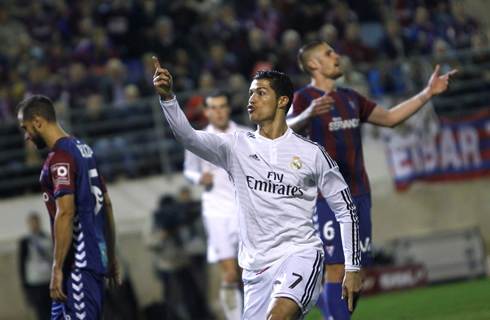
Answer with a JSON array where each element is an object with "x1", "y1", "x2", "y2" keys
[
  {"x1": 153, "y1": 56, "x2": 362, "y2": 320},
  {"x1": 184, "y1": 91, "x2": 250, "y2": 320}
]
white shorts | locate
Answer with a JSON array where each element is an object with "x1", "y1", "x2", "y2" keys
[
  {"x1": 242, "y1": 248, "x2": 324, "y2": 320},
  {"x1": 203, "y1": 215, "x2": 239, "y2": 263}
]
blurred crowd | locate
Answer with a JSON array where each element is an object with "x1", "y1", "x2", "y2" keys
[
  {"x1": 0, "y1": 0, "x2": 489, "y2": 195},
  {"x1": 0, "y1": 0, "x2": 487, "y2": 125}
]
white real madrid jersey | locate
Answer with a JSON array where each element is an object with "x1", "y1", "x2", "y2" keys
[
  {"x1": 183, "y1": 121, "x2": 251, "y2": 218},
  {"x1": 161, "y1": 98, "x2": 360, "y2": 271}
]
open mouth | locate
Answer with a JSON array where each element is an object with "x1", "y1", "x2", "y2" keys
[{"x1": 247, "y1": 105, "x2": 254, "y2": 114}]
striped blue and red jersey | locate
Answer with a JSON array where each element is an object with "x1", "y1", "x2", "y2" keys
[
  {"x1": 289, "y1": 85, "x2": 376, "y2": 196},
  {"x1": 40, "y1": 136, "x2": 108, "y2": 275}
]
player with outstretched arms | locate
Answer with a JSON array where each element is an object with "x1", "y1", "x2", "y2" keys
[
  {"x1": 17, "y1": 95, "x2": 121, "y2": 320},
  {"x1": 287, "y1": 41, "x2": 456, "y2": 320},
  {"x1": 153, "y1": 56, "x2": 362, "y2": 319},
  {"x1": 183, "y1": 90, "x2": 250, "y2": 320}
]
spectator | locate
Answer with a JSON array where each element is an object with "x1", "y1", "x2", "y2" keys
[
  {"x1": 203, "y1": 42, "x2": 238, "y2": 85},
  {"x1": 0, "y1": 6, "x2": 27, "y2": 57},
  {"x1": 335, "y1": 56, "x2": 371, "y2": 97},
  {"x1": 19, "y1": 212, "x2": 53, "y2": 320},
  {"x1": 172, "y1": 48, "x2": 199, "y2": 92},
  {"x1": 445, "y1": 1, "x2": 480, "y2": 49},
  {"x1": 318, "y1": 24, "x2": 341, "y2": 52},
  {"x1": 409, "y1": 6, "x2": 441, "y2": 55},
  {"x1": 379, "y1": 18, "x2": 413, "y2": 60},
  {"x1": 73, "y1": 27, "x2": 119, "y2": 70},
  {"x1": 339, "y1": 22, "x2": 376, "y2": 66},
  {"x1": 276, "y1": 29, "x2": 302, "y2": 76},
  {"x1": 62, "y1": 62, "x2": 99, "y2": 110},
  {"x1": 23, "y1": 64, "x2": 60, "y2": 101},
  {"x1": 324, "y1": 1, "x2": 358, "y2": 39},
  {"x1": 99, "y1": 58, "x2": 129, "y2": 105},
  {"x1": 240, "y1": 27, "x2": 274, "y2": 80},
  {"x1": 252, "y1": 0, "x2": 286, "y2": 46},
  {"x1": 93, "y1": 0, "x2": 133, "y2": 58}
]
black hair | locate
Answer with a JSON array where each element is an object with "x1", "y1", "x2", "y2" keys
[
  {"x1": 204, "y1": 90, "x2": 230, "y2": 108},
  {"x1": 253, "y1": 70, "x2": 294, "y2": 114},
  {"x1": 297, "y1": 41, "x2": 327, "y2": 76},
  {"x1": 16, "y1": 95, "x2": 57, "y2": 123}
]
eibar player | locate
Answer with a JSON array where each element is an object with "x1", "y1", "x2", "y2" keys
[
  {"x1": 153, "y1": 56, "x2": 362, "y2": 320},
  {"x1": 17, "y1": 95, "x2": 121, "y2": 320},
  {"x1": 287, "y1": 41, "x2": 457, "y2": 319},
  {"x1": 183, "y1": 90, "x2": 250, "y2": 320}
]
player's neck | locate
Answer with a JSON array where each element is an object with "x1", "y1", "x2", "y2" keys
[
  {"x1": 44, "y1": 124, "x2": 70, "y2": 149},
  {"x1": 310, "y1": 76, "x2": 336, "y2": 93},
  {"x1": 258, "y1": 120, "x2": 288, "y2": 140}
]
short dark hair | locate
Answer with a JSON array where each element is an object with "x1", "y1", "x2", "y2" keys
[
  {"x1": 298, "y1": 41, "x2": 326, "y2": 76},
  {"x1": 204, "y1": 90, "x2": 230, "y2": 108},
  {"x1": 253, "y1": 70, "x2": 294, "y2": 114},
  {"x1": 16, "y1": 95, "x2": 57, "y2": 123}
]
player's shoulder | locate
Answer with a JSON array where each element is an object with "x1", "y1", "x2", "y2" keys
[
  {"x1": 294, "y1": 86, "x2": 311, "y2": 97},
  {"x1": 290, "y1": 131, "x2": 320, "y2": 151}
]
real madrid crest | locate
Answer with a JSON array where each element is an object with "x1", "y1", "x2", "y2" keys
[{"x1": 291, "y1": 156, "x2": 302, "y2": 171}]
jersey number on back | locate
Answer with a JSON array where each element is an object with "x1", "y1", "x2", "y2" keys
[{"x1": 89, "y1": 169, "x2": 104, "y2": 215}]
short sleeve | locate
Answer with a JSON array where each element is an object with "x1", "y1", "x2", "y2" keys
[
  {"x1": 352, "y1": 90, "x2": 376, "y2": 122},
  {"x1": 48, "y1": 149, "x2": 77, "y2": 198}
]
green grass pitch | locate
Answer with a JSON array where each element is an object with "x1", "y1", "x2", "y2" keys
[{"x1": 305, "y1": 278, "x2": 490, "y2": 320}]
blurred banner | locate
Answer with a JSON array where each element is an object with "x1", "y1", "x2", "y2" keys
[{"x1": 383, "y1": 107, "x2": 490, "y2": 191}]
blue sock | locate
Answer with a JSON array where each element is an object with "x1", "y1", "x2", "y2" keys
[
  {"x1": 315, "y1": 288, "x2": 330, "y2": 319},
  {"x1": 325, "y1": 282, "x2": 350, "y2": 320}
]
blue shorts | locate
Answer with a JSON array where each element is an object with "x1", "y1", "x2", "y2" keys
[
  {"x1": 313, "y1": 194, "x2": 373, "y2": 266},
  {"x1": 51, "y1": 268, "x2": 105, "y2": 320}
]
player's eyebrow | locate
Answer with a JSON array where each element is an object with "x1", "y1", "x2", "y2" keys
[{"x1": 249, "y1": 87, "x2": 268, "y2": 93}]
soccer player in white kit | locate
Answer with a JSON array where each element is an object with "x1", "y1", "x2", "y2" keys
[
  {"x1": 184, "y1": 91, "x2": 250, "y2": 320},
  {"x1": 153, "y1": 56, "x2": 362, "y2": 320}
]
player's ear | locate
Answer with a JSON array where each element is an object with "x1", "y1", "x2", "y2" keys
[
  {"x1": 32, "y1": 115, "x2": 43, "y2": 128},
  {"x1": 277, "y1": 95, "x2": 289, "y2": 110},
  {"x1": 307, "y1": 59, "x2": 318, "y2": 72}
]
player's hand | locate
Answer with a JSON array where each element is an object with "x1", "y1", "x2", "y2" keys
[
  {"x1": 305, "y1": 94, "x2": 335, "y2": 118},
  {"x1": 50, "y1": 268, "x2": 67, "y2": 303},
  {"x1": 106, "y1": 257, "x2": 122, "y2": 291},
  {"x1": 426, "y1": 64, "x2": 458, "y2": 97},
  {"x1": 153, "y1": 56, "x2": 174, "y2": 101},
  {"x1": 342, "y1": 271, "x2": 363, "y2": 312}
]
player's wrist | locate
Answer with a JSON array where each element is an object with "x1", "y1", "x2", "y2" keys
[
  {"x1": 159, "y1": 91, "x2": 174, "y2": 101},
  {"x1": 420, "y1": 87, "x2": 433, "y2": 102}
]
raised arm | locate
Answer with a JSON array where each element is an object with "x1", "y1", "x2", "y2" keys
[
  {"x1": 367, "y1": 65, "x2": 458, "y2": 127},
  {"x1": 153, "y1": 56, "x2": 230, "y2": 168}
]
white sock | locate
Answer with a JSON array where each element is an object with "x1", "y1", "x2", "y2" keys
[{"x1": 219, "y1": 283, "x2": 243, "y2": 320}]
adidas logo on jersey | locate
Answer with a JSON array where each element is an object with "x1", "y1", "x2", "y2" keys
[{"x1": 249, "y1": 154, "x2": 260, "y2": 161}]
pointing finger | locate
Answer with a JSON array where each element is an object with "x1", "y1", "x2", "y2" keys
[
  {"x1": 348, "y1": 291, "x2": 354, "y2": 311},
  {"x1": 448, "y1": 69, "x2": 458, "y2": 77},
  {"x1": 153, "y1": 56, "x2": 161, "y2": 69}
]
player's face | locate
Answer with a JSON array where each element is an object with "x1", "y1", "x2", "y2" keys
[
  {"x1": 313, "y1": 44, "x2": 343, "y2": 80},
  {"x1": 248, "y1": 79, "x2": 279, "y2": 125},
  {"x1": 18, "y1": 113, "x2": 47, "y2": 149},
  {"x1": 204, "y1": 96, "x2": 231, "y2": 131}
]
